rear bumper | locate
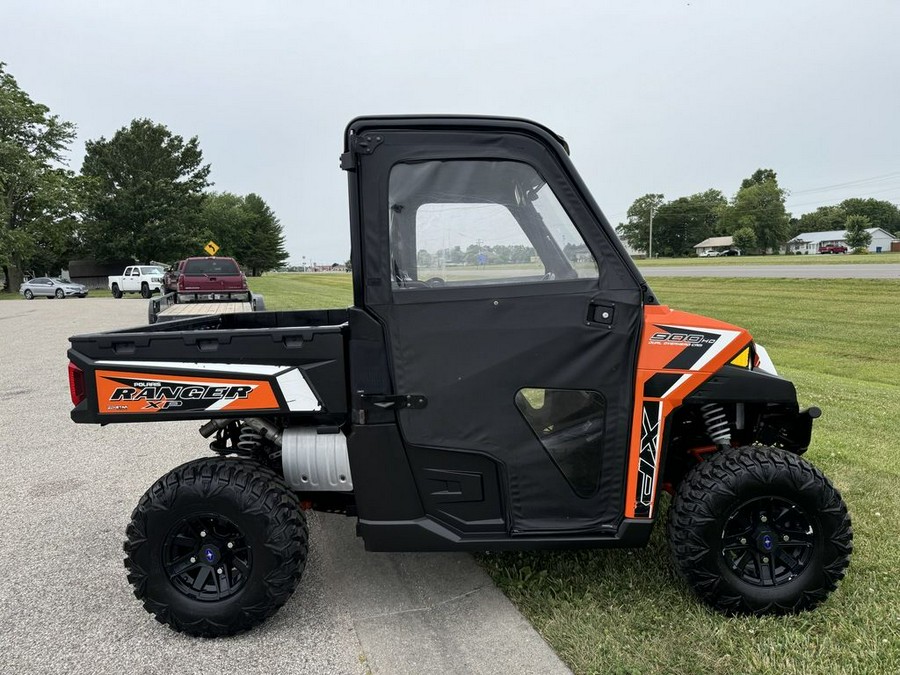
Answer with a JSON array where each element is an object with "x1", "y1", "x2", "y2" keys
[{"x1": 177, "y1": 291, "x2": 251, "y2": 303}]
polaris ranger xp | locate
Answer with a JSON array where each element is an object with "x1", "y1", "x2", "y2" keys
[{"x1": 67, "y1": 116, "x2": 852, "y2": 636}]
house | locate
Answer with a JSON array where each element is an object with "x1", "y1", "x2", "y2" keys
[
  {"x1": 694, "y1": 236, "x2": 734, "y2": 256},
  {"x1": 785, "y1": 228, "x2": 897, "y2": 254}
]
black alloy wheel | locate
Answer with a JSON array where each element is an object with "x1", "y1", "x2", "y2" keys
[
  {"x1": 163, "y1": 513, "x2": 252, "y2": 602},
  {"x1": 720, "y1": 496, "x2": 814, "y2": 588},
  {"x1": 668, "y1": 445, "x2": 852, "y2": 614}
]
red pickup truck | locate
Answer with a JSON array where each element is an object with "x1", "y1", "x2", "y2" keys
[
  {"x1": 818, "y1": 244, "x2": 847, "y2": 254},
  {"x1": 175, "y1": 256, "x2": 251, "y2": 302}
]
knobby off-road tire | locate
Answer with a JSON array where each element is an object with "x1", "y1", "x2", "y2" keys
[
  {"x1": 124, "y1": 458, "x2": 308, "y2": 636},
  {"x1": 668, "y1": 446, "x2": 852, "y2": 615}
]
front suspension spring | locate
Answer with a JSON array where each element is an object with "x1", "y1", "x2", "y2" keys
[{"x1": 700, "y1": 403, "x2": 732, "y2": 446}]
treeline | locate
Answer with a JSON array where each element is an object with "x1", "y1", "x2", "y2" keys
[
  {"x1": 0, "y1": 63, "x2": 288, "y2": 290},
  {"x1": 617, "y1": 169, "x2": 900, "y2": 257}
]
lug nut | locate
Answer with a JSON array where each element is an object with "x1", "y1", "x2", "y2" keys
[
  {"x1": 190, "y1": 557, "x2": 196, "y2": 563},
  {"x1": 227, "y1": 542, "x2": 234, "y2": 549},
  {"x1": 762, "y1": 556, "x2": 769, "y2": 563},
  {"x1": 200, "y1": 530, "x2": 207, "y2": 537},
  {"x1": 783, "y1": 535, "x2": 790, "y2": 542},
  {"x1": 760, "y1": 515, "x2": 768, "y2": 523},
  {"x1": 739, "y1": 538, "x2": 747, "y2": 545},
  {"x1": 217, "y1": 567, "x2": 223, "y2": 574}
]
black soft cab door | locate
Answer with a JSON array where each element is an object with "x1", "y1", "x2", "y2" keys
[{"x1": 347, "y1": 117, "x2": 645, "y2": 535}]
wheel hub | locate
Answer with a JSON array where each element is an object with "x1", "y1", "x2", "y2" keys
[
  {"x1": 163, "y1": 514, "x2": 252, "y2": 601},
  {"x1": 721, "y1": 496, "x2": 815, "y2": 587}
]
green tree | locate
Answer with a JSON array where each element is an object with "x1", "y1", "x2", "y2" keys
[
  {"x1": 844, "y1": 214, "x2": 872, "y2": 251},
  {"x1": 726, "y1": 170, "x2": 789, "y2": 253},
  {"x1": 795, "y1": 205, "x2": 846, "y2": 236},
  {"x1": 839, "y1": 198, "x2": 900, "y2": 232},
  {"x1": 0, "y1": 62, "x2": 80, "y2": 290},
  {"x1": 80, "y1": 118, "x2": 211, "y2": 263},
  {"x1": 650, "y1": 190, "x2": 727, "y2": 257},
  {"x1": 240, "y1": 193, "x2": 288, "y2": 276},
  {"x1": 617, "y1": 193, "x2": 665, "y2": 255},
  {"x1": 197, "y1": 191, "x2": 249, "y2": 259},
  {"x1": 732, "y1": 226, "x2": 757, "y2": 253}
]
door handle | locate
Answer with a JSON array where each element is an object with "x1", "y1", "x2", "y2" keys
[{"x1": 587, "y1": 302, "x2": 615, "y2": 327}]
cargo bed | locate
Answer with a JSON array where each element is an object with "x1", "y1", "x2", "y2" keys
[{"x1": 68, "y1": 309, "x2": 349, "y2": 424}]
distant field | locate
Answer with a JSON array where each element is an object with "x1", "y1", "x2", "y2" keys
[{"x1": 636, "y1": 251, "x2": 900, "y2": 266}]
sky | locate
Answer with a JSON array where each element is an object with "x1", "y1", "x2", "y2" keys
[{"x1": 3, "y1": 1, "x2": 899, "y2": 264}]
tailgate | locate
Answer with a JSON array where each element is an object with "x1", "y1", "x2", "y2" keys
[{"x1": 67, "y1": 315, "x2": 347, "y2": 423}]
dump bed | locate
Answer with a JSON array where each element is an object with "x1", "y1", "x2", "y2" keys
[{"x1": 68, "y1": 309, "x2": 349, "y2": 424}]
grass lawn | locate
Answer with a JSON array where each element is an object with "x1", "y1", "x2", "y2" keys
[{"x1": 636, "y1": 252, "x2": 900, "y2": 267}]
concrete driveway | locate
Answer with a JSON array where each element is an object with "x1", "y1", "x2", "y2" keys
[{"x1": 0, "y1": 298, "x2": 570, "y2": 675}]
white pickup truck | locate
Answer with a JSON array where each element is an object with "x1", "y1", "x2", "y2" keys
[{"x1": 108, "y1": 265, "x2": 165, "y2": 298}]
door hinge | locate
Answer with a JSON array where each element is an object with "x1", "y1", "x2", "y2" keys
[
  {"x1": 359, "y1": 393, "x2": 428, "y2": 410},
  {"x1": 340, "y1": 132, "x2": 385, "y2": 171}
]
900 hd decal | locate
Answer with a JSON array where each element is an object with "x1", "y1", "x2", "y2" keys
[{"x1": 96, "y1": 370, "x2": 279, "y2": 414}]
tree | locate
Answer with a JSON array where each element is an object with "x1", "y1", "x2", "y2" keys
[
  {"x1": 80, "y1": 118, "x2": 211, "y2": 263},
  {"x1": 732, "y1": 226, "x2": 757, "y2": 253},
  {"x1": 617, "y1": 193, "x2": 665, "y2": 255},
  {"x1": 650, "y1": 190, "x2": 727, "y2": 257},
  {"x1": 726, "y1": 170, "x2": 789, "y2": 253},
  {"x1": 795, "y1": 205, "x2": 846, "y2": 237},
  {"x1": 839, "y1": 198, "x2": 900, "y2": 233},
  {"x1": 844, "y1": 214, "x2": 872, "y2": 251},
  {"x1": 0, "y1": 62, "x2": 80, "y2": 290},
  {"x1": 240, "y1": 194, "x2": 288, "y2": 276}
]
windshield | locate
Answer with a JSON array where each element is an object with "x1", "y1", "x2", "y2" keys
[
  {"x1": 183, "y1": 259, "x2": 240, "y2": 275},
  {"x1": 140, "y1": 266, "x2": 163, "y2": 275}
]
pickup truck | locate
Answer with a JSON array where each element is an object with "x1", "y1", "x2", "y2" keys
[
  {"x1": 108, "y1": 265, "x2": 164, "y2": 298},
  {"x1": 175, "y1": 256, "x2": 250, "y2": 303},
  {"x1": 818, "y1": 244, "x2": 848, "y2": 254},
  {"x1": 67, "y1": 116, "x2": 851, "y2": 637}
]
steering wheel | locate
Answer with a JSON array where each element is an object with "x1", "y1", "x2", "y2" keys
[{"x1": 425, "y1": 277, "x2": 446, "y2": 287}]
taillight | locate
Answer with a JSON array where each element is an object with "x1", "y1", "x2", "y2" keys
[
  {"x1": 178, "y1": 274, "x2": 185, "y2": 290},
  {"x1": 68, "y1": 362, "x2": 86, "y2": 406}
]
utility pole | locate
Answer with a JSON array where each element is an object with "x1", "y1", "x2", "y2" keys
[{"x1": 648, "y1": 205, "x2": 656, "y2": 259}]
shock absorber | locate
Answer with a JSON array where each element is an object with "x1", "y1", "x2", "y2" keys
[
  {"x1": 700, "y1": 403, "x2": 732, "y2": 448},
  {"x1": 237, "y1": 425, "x2": 263, "y2": 455}
]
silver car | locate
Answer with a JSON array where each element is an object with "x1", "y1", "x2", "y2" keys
[{"x1": 20, "y1": 277, "x2": 88, "y2": 299}]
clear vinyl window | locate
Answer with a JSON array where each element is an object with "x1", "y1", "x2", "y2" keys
[{"x1": 388, "y1": 160, "x2": 597, "y2": 289}]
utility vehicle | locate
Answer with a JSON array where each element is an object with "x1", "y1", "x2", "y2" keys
[{"x1": 67, "y1": 116, "x2": 852, "y2": 636}]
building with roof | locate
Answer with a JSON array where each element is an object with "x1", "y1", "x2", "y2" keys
[
  {"x1": 693, "y1": 236, "x2": 734, "y2": 256},
  {"x1": 785, "y1": 227, "x2": 897, "y2": 254}
]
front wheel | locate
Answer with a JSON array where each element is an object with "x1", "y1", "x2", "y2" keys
[
  {"x1": 55, "y1": 288, "x2": 64, "y2": 299},
  {"x1": 111, "y1": 284, "x2": 122, "y2": 299},
  {"x1": 24, "y1": 289, "x2": 33, "y2": 300},
  {"x1": 668, "y1": 446, "x2": 851, "y2": 615},
  {"x1": 124, "y1": 458, "x2": 308, "y2": 636}
]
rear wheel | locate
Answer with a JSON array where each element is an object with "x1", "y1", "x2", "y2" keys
[
  {"x1": 111, "y1": 283, "x2": 122, "y2": 299},
  {"x1": 124, "y1": 458, "x2": 308, "y2": 636},
  {"x1": 668, "y1": 446, "x2": 852, "y2": 614},
  {"x1": 140, "y1": 282, "x2": 151, "y2": 298}
]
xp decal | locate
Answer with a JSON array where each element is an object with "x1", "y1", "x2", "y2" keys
[
  {"x1": 96, "y1": 370, "x2": 278, "y2": 414},
  {"x1": 625, "y1": 306, "x2": 751, "y2": 518}
]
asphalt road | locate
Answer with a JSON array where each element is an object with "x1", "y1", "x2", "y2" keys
[
  {"x1": 640, "y1": 263, "x2": 900, "y2": 278},
  {"x1": 0, "y1": 298, "x2": 569, "y2": 675}
]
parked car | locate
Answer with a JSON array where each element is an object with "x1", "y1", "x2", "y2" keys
[
  {"x1": 719, "y1": 249, "x2": 741, "y2": 257},
  {"x1": 176, "y1": 256, "x2": 250, "y2": 302},
  {"x1": 108, "y1": 265, "x2": 165, "y2": 299},
  {"x1": 698, "y1": 250, "x2": 720, "y2": 257},
  {"x1": 163, "y1": 261, "x2": 184, "y2": 294},
  {"x1": 818, "y1": 244, "x2": 847, "y2": 254},
  {"x1": 20, "y1": 277, "x2": 88, "y2": 299}
]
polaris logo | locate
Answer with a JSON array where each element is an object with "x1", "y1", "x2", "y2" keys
[
  {"x1": 110, "y1": 384, "x2": 254, "y2": 401},
  {"x1": 650, "y1": 332, "x2": 717, "y2": 347}
]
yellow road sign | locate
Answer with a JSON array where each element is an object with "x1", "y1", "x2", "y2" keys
[{"x1": 204, "y1": 240, "x2": 220, "y2": 256}]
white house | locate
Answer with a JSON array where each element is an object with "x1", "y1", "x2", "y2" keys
[
  {"x1": 785, "y1": 227, "x2": 897, "y2": 254},
  {"x1": 694, "y1": 236, "x2": 734, "y2": 256}
]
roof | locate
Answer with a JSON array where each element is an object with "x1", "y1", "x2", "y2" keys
[
  {"x1": 788, "y1": 227, "x2": 894, "y2": 244},
  {"x1": 694, "y1": 236, "x2": 733, "y2": 248}
]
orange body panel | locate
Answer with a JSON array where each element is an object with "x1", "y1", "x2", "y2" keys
[
  {"x1": 95, "y1": 369, "x2": 280, "y2": 415},
  {"x1": 624, "y1": 306, "x2": 752, "y2": 518}
]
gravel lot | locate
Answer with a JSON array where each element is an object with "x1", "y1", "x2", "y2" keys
[{"x1": 0, "y1": 298, "x2": 569, "y2": 675}]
